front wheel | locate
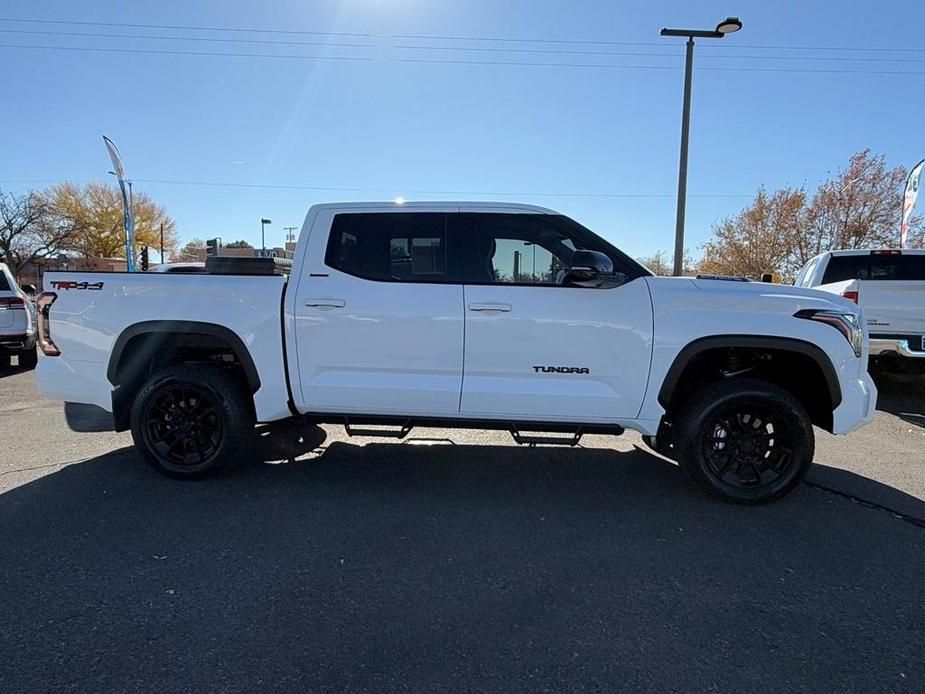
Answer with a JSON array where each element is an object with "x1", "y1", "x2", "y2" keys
[
  {"x1": 674, "y1": 378, "x2": 814, "y2": 504},
  {"x1": 130, "y1": 365, "x2": 255, "y2": 479}
]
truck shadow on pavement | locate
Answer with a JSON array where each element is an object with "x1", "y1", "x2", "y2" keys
[
  {"x1": 1, "y1": 432, "x2": 923, "y2": 693},
  {"x1": 872, "y1": 369, "x2": 925, "y2": 430}
]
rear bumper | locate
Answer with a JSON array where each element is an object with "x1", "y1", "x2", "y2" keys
[
  {"x1": 869, "y1": 336, "x2": 925, "y2": 359},
  {"x1": 831, "y1": 369, "x2": 877, "y2": 435},
  {"x1": 36, "y1": 357, "x2": 113, "y2": 412},
  {"x1": 0, "y1": 333, "x2": 36, "y2": 352}
]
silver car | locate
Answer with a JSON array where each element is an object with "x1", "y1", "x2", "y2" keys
[{"x1": 0, "y1": 262, "x2": 37, "y2": 369}]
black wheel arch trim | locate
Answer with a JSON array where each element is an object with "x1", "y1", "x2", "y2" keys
[
  {"x1": 657, "y1": 335, "x2": 842, "y2": 410},
  {"x1": 107, "y1": 320, "x2": 261, "y2": 392}
]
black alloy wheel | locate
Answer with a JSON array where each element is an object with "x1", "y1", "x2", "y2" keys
[
  {"x1": 142, "y1": 384, "x2": 224, "y2": 472},
  {"x1": 130, "y1": 365, "x2": 254, "y2": 478},
  {"x1": 675, "y1": 377, "x2": 814, "y2": 504}
]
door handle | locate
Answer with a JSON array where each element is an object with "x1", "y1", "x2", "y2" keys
[
  {"x1": 468, "y1": 302, "x2": 512, "y2": 312},
  {"x1": 304, "y1": 298, "x2": 345, "y2": 308}
]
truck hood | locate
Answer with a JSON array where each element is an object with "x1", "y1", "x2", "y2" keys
[{"x1": 646, "y1": 275, "x2": 861, "y2": 316}]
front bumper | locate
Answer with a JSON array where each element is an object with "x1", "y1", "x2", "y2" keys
[
  {"x1": 869, "y1": 336, "x2": 925, "y2": 359},
  {"x1": 831, "y1": 369, "x2": 877, "y2": 435}
]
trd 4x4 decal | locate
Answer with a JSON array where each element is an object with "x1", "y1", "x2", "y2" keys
[
  {"x1": 50, "y1": 281, "x2": 104, "y2": 291},
  {"x1": 532, "y1": 366, "x2": 590, "y2": 374}
]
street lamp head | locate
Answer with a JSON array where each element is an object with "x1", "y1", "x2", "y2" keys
[
  {"x1": 716, "y1": 16, "x2": 742, "y2": 34},
  {"x1": 261, "y1": 218, "x2": 272, "y2": 224}
]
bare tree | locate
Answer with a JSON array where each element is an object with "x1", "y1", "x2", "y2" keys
[
  {"x1": 637, "y1": 249, "x2": 694, "y2": 276},
  {"x1": 0, "y1": 189, "x2": 75, "y2": 280},
  {"x1": 170, "y1": 238, "x2": 205, "y2": 262}
]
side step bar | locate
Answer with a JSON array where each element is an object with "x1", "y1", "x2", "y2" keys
[
  {"x1": 509, "y1": 428, "x2": 584, "y2": 447},
  {"x1": 330, "y1": 415, "x2": 624, "y2": 446},
  {"x1": 343, "y1": 418, "x2": 413, "y2": 439}
]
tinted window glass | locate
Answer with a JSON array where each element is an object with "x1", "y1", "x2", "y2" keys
[
  {"x1": 901, "y1": 255, "x2": 925, "y2": 280},
  {"x1": 822, "y1": 256, "x2": 873, "y2": 283},
  {"x1": 460, "y1": 213, "x2": 639, "y2": 285},
  {"x1": 821, "y1": 254, "x2": 925, "y2": 283},
  {"x1": 0, "y1": 272, "x2": 9, "y2": 291},
  {"x1": 326, "y1": 213, "x2": 447, "y2": 282}
]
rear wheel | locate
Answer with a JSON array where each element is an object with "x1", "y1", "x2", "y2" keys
[
  {"x1": 674, "y1": 378, "x2": 814, "y2": 504},
  {"x1": 0, "y1": 351, "x2": 10, "y2": 370},
  {"x1": 18, "y1": 347, "x2": 37, "y2": 370},
  {"x1": 130, "y1": 365, "x2": 255, "y2": 478}
]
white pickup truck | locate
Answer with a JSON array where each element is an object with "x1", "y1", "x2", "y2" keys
[
  {"x1": 36, "y1": 202, "x2": 876, "y2": 503},
  {"x1": 794, "y1": 249, "x2": 925, "y2": 369}
]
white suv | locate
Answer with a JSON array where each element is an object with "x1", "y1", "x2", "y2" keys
[{"x1": 0, "y1": 262, "x2": 38, "y2": 369}]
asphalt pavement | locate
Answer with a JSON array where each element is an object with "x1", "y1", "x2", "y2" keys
[{"x1": 1, "y1": 365, "x2": 923, "y2": 692}]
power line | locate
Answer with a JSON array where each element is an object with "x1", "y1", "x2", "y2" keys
[
  {"x1": 2, "y1": 16, "x2": 925, "y2": 54},
  {"x1": 0, "y1": 43, "x2": 681, "y2": 70},
  {"x1": 5, "y1": 28, "x2": 925, "y2": 64},
  {"x1": 0, "y1": 176, "x2": 751, "y2": 199},
  {"x1": 4, "y1": 42, "x2": 925, "y2": 76}
]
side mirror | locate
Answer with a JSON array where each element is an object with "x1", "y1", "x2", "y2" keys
[
  {"x1": 20, "y1": 284, "x2": 37, "y2": 297},
  {"x1": 563, "y1": 250, "x2": 615, "y2": 288}
]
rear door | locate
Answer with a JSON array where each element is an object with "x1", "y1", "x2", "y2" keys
[
  {"x1": 292, "y1": 208, "x2": 465, "y2": 415},
  {"x1": 454, "y1": 212, "x2": 653, "y2": 421}
]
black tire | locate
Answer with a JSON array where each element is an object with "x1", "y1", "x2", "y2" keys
[
  {"x1": 18, "y1": 347, "x2": 38, "y2": 370},
  {"x1": 130, "y1": 365, "x2": 255, "y2": 479},
  {"x1": 0, "y1": 351, "x2": 10, "y2": 370},
  {"x1": 674, "y1": 377, "x2": 814, "y2": 504}
]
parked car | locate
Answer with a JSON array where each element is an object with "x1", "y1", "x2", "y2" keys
[
  {"x1": 794, "y1": 249, "x2": 925, "y2": 370},
  {"x1": 0, "y1": 262, "x2": 37, "y2": 370},
  {"x1": 35, "y1": 202, "x2": 876, "y2": 503}
]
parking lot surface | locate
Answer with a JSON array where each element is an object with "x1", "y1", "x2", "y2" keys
[{"x1": 1, "y1": 366, "x2": 923, "y2": 692}]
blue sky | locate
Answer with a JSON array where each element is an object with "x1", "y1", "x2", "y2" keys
[{"x1": 2, "y1": 0, "x2": 924, "y2": 262}]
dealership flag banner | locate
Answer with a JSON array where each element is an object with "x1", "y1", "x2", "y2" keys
[{"x1": 901, "y1": 158, "x2": 924, "y2": 249}]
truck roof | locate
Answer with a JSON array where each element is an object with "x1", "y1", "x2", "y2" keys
[
  {"x1": 307, "y1": 201, "x2": 561, "y2": 215},
  {"x1": 826, "y1": 248, "x2": 925, "y2": 256}
]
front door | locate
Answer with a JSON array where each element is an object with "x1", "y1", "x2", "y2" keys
[
  {"x1": 293, "y1": 209, "x2": 464, "y2": 415},
  {"x1": 455, "y1": 212, "x2": 653, "y2": 421}
]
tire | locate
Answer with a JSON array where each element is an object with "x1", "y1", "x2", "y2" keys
[
  {"x1": 18, "y1": 347, "x2": 38, "y2": 370},
  {"x1": 674, "y1": 377, "x2": 814, "y2": 504},
  {"x1": 130, "y1": 365, "x2": 255, "y2": 479},
  {"x1": 0, "y1": 351, "x2": 10, "y2": 370}
]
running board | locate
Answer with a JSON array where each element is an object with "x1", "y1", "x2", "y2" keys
[
  {"x1": 510, "y1": 428, "x2": 583, "y2": 447},
  {"x1": 343, "y1": 418, "x2": 413, "y2": 439}
]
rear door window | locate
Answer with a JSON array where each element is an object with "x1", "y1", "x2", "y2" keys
[
  {"x1": 0, "y1": 271, "x2": 9, "y2": 292},
  {"x1": 325, "y1": 213, "x2": 451, "y2": 283}
]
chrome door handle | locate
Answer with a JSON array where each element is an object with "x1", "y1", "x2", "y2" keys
[
  {"x1": 304, "y1": 298, "x2": 345, "y2": 308},
  {"x1": 468, "y1": 302, "x2": 512, "y2": 312}
]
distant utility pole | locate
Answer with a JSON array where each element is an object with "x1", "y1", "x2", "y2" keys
[
  {"x1": 159, "y1": 222, "x2": 165, "y2": 260},
  {"x1": 283, "y1": 226, "x2": 298, "y2": 243}
]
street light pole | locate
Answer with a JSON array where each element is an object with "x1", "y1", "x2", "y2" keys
[
  {"x1": 661, "y1": 17, "x2": 742, "y2": 276},
  {"x1": 260, "y1": 218, "x2": 272, "y2": 255},
  {"x1": 673, "y1": 37, "x2": 695, "y2": 278}
]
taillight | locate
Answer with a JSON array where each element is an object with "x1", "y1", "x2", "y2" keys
[
  {"x1": 841, "y1": 290, "x2": 859, "y2": 304},
  {"x1": 870, "y1": 250, "x2": 901, "y2": 256},
  {"x1": 36, "y1": 292, "x2": 60, "y2": 356},
  {"x1": 0, "y1": 296, "x2": 26, "y2": 309}
]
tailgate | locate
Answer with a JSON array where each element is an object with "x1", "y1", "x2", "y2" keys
[{"x1": 859, "y1": 281, "x2": 925, "y2": 335}]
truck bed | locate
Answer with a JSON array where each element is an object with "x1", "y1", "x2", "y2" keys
[{"x1": 38, "y1": 271, "x2": 292, "y2": 422}]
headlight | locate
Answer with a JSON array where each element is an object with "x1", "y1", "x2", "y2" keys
[{"x1": 795, "y1": 309, "x2": 863, "y2": 358}]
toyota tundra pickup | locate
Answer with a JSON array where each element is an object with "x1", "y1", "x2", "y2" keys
[
  {"x1": 794, "y1": 249, "x2": 925, "y2": 370},
  {"x1": 36, "y1": 202, "x2": 877, "y2": 503}
]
